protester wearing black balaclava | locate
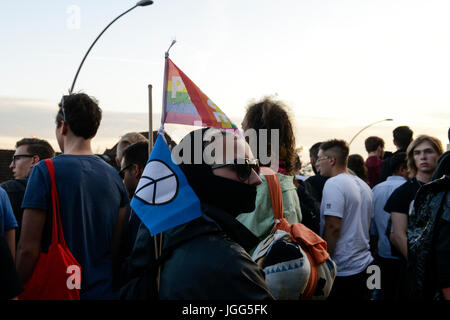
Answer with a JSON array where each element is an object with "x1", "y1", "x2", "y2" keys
[
  {"x1": 155, "y1": 128, "x2": 272, "y2": 299},
  {"x1": 177, "y1": 127, "x2": 258, "y2": 217},
  {"x1": 117, "y1": 127, "x2": 273, "y2": 300}
]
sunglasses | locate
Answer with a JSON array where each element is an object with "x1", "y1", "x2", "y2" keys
[
  {"x1": 212, "y1": 158, "x2": 260, "y2": 181},
  {"x1": 119, "y1": 163, "x2": 133, "y2": 179},
  {"x1": 11, "y1": 154, "x2": 34, "y2": 165}
]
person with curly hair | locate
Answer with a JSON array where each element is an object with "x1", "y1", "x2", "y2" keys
[{"x1": 237, "y1": 97, "x2": 302, "y2": 247}]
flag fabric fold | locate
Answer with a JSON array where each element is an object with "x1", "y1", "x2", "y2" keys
[
  {"x1": 131, "y1": 134, "x2": 203, "y2": 236},
  {"x1": 163, "y1": 58, "x2": 237, "y2": 129}
]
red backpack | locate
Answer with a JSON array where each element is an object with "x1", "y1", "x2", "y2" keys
[
  {"x1": 252, "y1": 167, "x2": 337, "y2": 299},
  {"x1": 19, "y1": 159, "x2": 81, "y2": 300}
]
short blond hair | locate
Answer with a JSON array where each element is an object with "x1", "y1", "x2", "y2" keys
[{"x1": 116, "y1": 132, "x2": 148, "y2": 163}]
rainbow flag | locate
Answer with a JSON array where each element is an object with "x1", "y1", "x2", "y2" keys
[{"x1": 163, "y1": 58, "x2": 237, "y2": 129}]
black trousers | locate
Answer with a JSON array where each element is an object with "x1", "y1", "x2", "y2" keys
[
  {"x1": 327, "y1": 269, "x2": 371, "y2": 300},
  {"x1": 377, "y1": 256, "x2": 403, "y2": 300}
]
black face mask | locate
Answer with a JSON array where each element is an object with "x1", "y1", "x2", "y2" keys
[
  {"x1": 204, "y1": 174, "x2": 257, "y2": 216},
  {"x1": 180, "y1": 162, "x2": 257, "y2": 217},
  {"x1": 178, "y1": 127, "x2": 258, "y2": 217}
]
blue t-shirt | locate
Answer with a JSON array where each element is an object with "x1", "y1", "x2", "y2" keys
[
  {"x1": 0, "y1": 187, "x2": 17, "y2": 235},
  {"x1": 22, "y1": 155, "x2": 129, "y2": 300},
  {"x1": 371, "y1": 175, "x2": 407, "y2": 259}
]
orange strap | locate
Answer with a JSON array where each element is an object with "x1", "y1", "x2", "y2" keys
[
  {"x1": 300, "y1": 248, "x2": 318, "y2": 300},
  {"x1": 291, "y1": 223, "x2": 329, "y2": 264},
  {"x1": 260, "y1": 167, "x2": 283, "y2": 220},
  {"x1": 260, "y1": 167, "x2": 290, "y2": 232},
  {"x1": 262, "y1": 167, "x2": 327, "y2": 299}
]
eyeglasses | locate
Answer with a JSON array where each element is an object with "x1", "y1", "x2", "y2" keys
[
  {"x1": 212, "y1": 158, "x2": 260, "y2": 181},
  {"x1": 119, "y1": 163, "x2": 133, "y2": 179},
  {"x1": 316, "y1": 156, "x2": 330, "y2": 164},
  {"x1": 11, "y1": 154, "x2": 34, "y2": 165}
]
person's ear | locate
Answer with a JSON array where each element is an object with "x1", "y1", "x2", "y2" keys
[
  {"x1": 393, "y1": 139, "x2": 398, "y2": 148},
  {"x1": 400, "y1": 166, "x2": 409, "y2": 178},
  {"x1": 329, "y1": 156, "x2": 336, "y2": 166},
  {"x1": 31, "y1": 155, "x2": 41, "y2": 165},
  {"x1": 134, "y1": 164, "x2": 143, "y2": 179},
  {"x1": 61, "y1": 121, "x2": 69, "y2": 135}
]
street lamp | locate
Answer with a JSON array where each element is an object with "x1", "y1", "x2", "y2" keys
[
  {"x1": 69, "y1": 0, "x2": 154, "y2": 94},
  {"x1": 348, "y1": 118, "x2": 393, "y2": 146}
]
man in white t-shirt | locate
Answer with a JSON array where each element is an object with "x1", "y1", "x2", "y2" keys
[{"x1": 316, "y1": 139, "x2": 374, "y2": 300}]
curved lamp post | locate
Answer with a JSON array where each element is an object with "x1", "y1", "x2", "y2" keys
[
  {"x1": 348, "y1": 118, "x2": 393, "y2": 146},
  {"x1": 69, "y1": 0, "x2": 154, "y2": 94}
]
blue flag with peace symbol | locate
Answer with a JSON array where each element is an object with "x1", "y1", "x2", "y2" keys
[{"x1": 131, "y1": 134, "x2": 203, "y2": 236}]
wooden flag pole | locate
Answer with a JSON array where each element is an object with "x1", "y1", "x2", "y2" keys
[
  {"x1": 154, "y1": 40, "x2": 176, "y2": 294},
  {"x1": 148, "y1": 84, "x2": 154, "y2": 154},
  {"x1": 148, "y1": 83, "x2": 162, "y2": 293}
]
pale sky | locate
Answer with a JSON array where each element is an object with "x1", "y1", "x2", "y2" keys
[{"x1": 1, "y1": 0, "x2": 449, "y2": 163}]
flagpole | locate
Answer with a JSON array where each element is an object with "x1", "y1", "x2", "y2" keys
[
  {"x1": 148, "y1": 81, "x2": 161, "y2": 293},
  {"x1": 160, "y1": 40, "x2": 177, "y2": 129},
  {"x1": 160, "y1": 57, "x2": 169, "y2": 128},
  {"x1": 148, "y1": 84, "x2": 153, "y2": 155},
  {"x1": 154, "y1": 40, "x2": 176, "y2": 294}
]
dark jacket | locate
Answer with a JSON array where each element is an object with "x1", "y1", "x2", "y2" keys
[
  {"x1": 304, "y1": 174, "x2": 328, "y2": 203},
  {"x1": 296, "y1": 180, "x2": 320, "y2": 234},
  {"x1": 407, "y1": 175, "x2": 450, "y2": 299},
  {"x1": 432, "y1": 151, "x2": 450, "y2": 181},
  {"x1": 119, "y1": 203, "x2": 273, "y2": 300}
]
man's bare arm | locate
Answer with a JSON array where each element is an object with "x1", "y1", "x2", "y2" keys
[
  {"x1": 111, "y1": 206, "x2": 128, "y2": 277},
  {"x1": 323, "y1": 215, "x2": 342, "y2": 256},
  {"x1": 16, "y1": 208, "x2": 46, "y2": 284},
  {"x1": 390, "y1": 212, "x2": 408, "y2": 259}
]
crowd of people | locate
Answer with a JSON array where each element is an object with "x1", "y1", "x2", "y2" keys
[{"x1": 0, "y1": 92, "x2": 449, "y2": 301}]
